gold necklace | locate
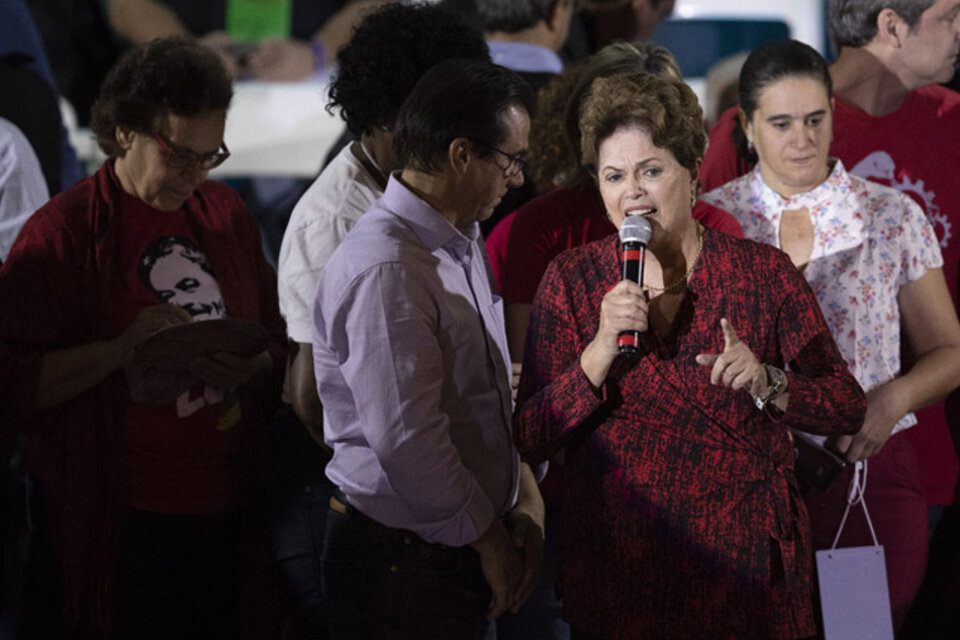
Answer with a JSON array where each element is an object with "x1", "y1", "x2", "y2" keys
[{"x1": 644, "y1": 223, "x2": 703, "y2": 294}]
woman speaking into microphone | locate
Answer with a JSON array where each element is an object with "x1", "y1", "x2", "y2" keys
[{"x1": 512, "y1": 71, "x2": 866, "y2": 639}]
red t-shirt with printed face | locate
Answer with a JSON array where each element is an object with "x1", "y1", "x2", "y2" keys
[
  {"x1": 116, "y1": 190, "x2": 244, "y2": 514},
  {"x1": 702, "y1": 86, "x2": 960, "y2": 504}
]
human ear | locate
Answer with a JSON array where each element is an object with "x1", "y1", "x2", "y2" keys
[
  {"x1": 116, "y1": 126, "x2": 136, "y2": 151},
  {"x1": 737, "y1": 109, "x2": 754, "y2": 147},
  {"x1": 448, "y1": 137, "x2": 473, "y2": 176},
  {"x1": 690, "y1": 158, "x2": 702, "y2": 187},
  {"x1": 875, "y1": 8, "x2": 905, "y2": 47},
  {"x1": 546, "y1": 0, "x2": 569, "y2": 31}
]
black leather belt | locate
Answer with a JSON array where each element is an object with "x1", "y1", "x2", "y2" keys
[{"x1": 329, "y1": 489, "x2": 463, "y2": 553}]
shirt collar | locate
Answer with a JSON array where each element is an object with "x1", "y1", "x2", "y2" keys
[
  {"x1": 380, "y1": 174, "x2": 476, "y2": 259},
  {"x1": 486, "y1": 41, "x2": 564, "y2": 75},
  {"x1": 751, "y1": 159, "x2": 864, "y2": 258},
  {"x1": 752, "y1": 159, "x2": 850, "y2": 222}
]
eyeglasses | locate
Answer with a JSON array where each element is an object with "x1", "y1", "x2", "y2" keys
[
  {"x1": 473, "y1": 140, "x2": 527, "y2": 178},
  {"x1": 152, "y1": 132, "x2": 230, "y2": 170}
]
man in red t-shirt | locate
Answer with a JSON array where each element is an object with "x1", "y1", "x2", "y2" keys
[{"x1": 702, "y1": 0, "x2": 960, "y2": 630}]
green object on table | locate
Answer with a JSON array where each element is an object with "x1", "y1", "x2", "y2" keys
[{"x1": 226, "y1": 0, "x2": 291, "y2": 41}]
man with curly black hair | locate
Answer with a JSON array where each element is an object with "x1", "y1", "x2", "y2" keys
[
  {"x1": 278, "y1": 0, "x2": 489, "y2": 453},
  {"x1": 268, "y1": 4, "x2": 490, "y2": 638}
]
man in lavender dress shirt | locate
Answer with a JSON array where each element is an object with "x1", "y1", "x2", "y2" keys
[{"x1": 312, "y1": 58, "x2": 544, "y2": 639}]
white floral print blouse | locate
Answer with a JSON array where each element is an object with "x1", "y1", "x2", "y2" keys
[{"x1": 703, "y1": 160, "x2": 943, "y2": 436}]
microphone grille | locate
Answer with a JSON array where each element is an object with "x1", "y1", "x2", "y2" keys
[{"x1": 619, "y1": 216, "x2": 652, "y2": 244}]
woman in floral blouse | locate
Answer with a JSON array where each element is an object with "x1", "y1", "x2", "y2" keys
[
  {"x1": 513, "y1": 71, "x2": 866, "y2": 639},
  {"x1": 701, "y1": 39, "x2": 960, "y2": 631}
]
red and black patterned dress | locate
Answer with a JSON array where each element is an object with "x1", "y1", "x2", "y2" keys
[{"x1": 514, "y1": 229, "x2": 866, "y2": 639}]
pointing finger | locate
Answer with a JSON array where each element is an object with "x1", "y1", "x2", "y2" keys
[{"x1": 720, "y1": 318, "x2": 740, "y2": 350}]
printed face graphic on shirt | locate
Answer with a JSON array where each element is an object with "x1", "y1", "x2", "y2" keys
[
  {"x1": 136, "y1": 235, "x2": 238, "y2": 422},
  {"x1": 138, "y1": 235, "x2": 226, "y2": 318}
]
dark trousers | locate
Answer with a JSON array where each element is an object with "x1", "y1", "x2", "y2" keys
[
  {"x1": 803, "y1": 433, "x2": 927, "y2": 632},
  {"x1": 22, "y1": 479, "x2": 242, "y2": 640},
  {"x1": 900, "y1": 500, "x2": 960, "y2": 639},
  {"x1": 262, "y1": 404, "x2": 335, "y2": 639},
  {"x1": 321, "y1": 499, "x2": 492, "y2": 640}
]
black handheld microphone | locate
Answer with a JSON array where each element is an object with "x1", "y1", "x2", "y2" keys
[{"x1": 618, "y1": 215, "x2": 652, "y2": 355}]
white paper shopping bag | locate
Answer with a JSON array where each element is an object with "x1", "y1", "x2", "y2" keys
[{"x1": 815, "y1": 461, "x2": 894, "y2": 640}]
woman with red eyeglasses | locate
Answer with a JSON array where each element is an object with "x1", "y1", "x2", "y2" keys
[{"x1": 0, "y1": 37, "x2": 286, "y2": 639}]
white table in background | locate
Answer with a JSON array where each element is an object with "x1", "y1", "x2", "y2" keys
[{"x1": 67, "y1": 80, "x2": 345, "y2": 179}]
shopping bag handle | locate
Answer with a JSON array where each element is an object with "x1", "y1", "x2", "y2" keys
[{"x1": 829, "y1": 460, "x2": 880, "y2": 549}]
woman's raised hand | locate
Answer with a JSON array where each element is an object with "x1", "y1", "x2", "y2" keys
[
  {"x1": 598, "y1": 280, "x2": 649, "y2": 352},
  {"x1": 580, "y1": 280, "x2": 648, "y2": 387},
  {"x1": 695, "y1": 318, "x2": 767, "y2": 395}
]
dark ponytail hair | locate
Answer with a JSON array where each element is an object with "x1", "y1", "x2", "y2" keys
[{"x1": 731, "y1": 39, "x2": 832, "y2": 164}]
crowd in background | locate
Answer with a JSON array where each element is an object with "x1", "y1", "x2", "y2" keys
[{"x1": 1, "y1": 0, "x2": 960, "y2": 639}]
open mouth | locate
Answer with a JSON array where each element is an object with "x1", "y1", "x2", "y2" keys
[{"x1": 626, "y1": 207, "x2": 657, "y2": 218}]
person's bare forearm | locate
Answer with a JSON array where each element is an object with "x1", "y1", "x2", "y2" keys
[
  {"x1": 285, "y1": 341, "x2": 325, "y2": 445},
  {"x1": 898, "y1": 345, "x2": 960, "y2": 413},
  {"x1": 508, "y1": 462, "x2": 545, "y2": 612},
  {"x1": 505, "y1": 303, "x2": 531, "y2": 365},
  {"x1": 310, "y1": 0, "x2": 390, "y2": 65},
  {"x1": 470, "y1": 516, "x2": 521, "y2": 619},
  {"x1": 34, "y1": 304, "x2": 191, "y2": 412},
  {"x1": 899, "y1": 268, "x2": 960, "y2": 412},
  {"x1": 836, "y1": 347, "x2": 960, "y2": 462},
  {"x1": 512, "y1": 463, "x2": 544, "y2": 530},
  {"x1": 33, "y1": 339, "x2": 124, "y2": 411},
  {"x1": 107, "y1": 0, "x2": 191, "y2": 43}
]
